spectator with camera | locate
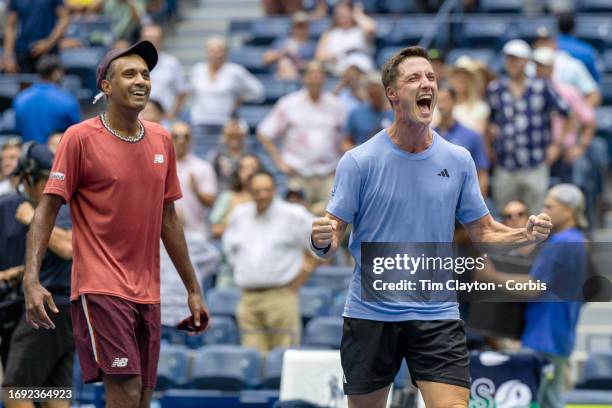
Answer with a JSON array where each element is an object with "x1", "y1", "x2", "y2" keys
[{"x1": 0, "y1": 143, "x2": 73, "y2": 408}]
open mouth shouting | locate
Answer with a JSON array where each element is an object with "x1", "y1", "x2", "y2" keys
[{"x1": 416, "y1": 94, "x2": 433, "y2": 116}]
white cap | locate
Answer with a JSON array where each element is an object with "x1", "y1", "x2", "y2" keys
[
  {"x1": 503, "y1": 39, "x2": 531, "y2": 59},
  {"x1": 339, "y1": 52, "x2": 374, "y2": 73},
  {"x1": 533, "y1": 47, "x2": 556, "y2": 66},
  {"x1": 548, "y1": 183, "x2": 588, "y2": 229}
]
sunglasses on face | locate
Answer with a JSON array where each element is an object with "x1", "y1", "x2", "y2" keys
[{"x1": 172, "y1": 133, "x2": 191, "y2": 140}]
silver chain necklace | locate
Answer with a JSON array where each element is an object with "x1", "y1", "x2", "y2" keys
[{"x1": 100, "y1": 113, "x2": 144, "y2": 143}]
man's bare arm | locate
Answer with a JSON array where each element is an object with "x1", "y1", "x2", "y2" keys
[
  {"x1": 463, "y1": 213, "x2": 552, "y2": 246},
  {"x1": 23, "y1": 194, "x2": 64, "y2": 329},
  {"x1": 161, "y1": 202, "x2": 209, "y2": 328},
  {"x1": 289, "y1": 250, "x2": 321, "y2": 290}
]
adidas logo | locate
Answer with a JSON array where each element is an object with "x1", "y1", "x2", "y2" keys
[{"x1": 437, "y1": 169, "x2": 450, "y2": 178}]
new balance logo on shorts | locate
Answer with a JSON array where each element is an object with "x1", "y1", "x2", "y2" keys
[
  {"x1": 153, "y1": 154, "x2": 164, "y2": 164},
  {"x1": 111, "y1": 357, "x2": 129, "y2": 368},
  {"x1": 437, "y1": 168, "x2": 450, "y2": 178}
]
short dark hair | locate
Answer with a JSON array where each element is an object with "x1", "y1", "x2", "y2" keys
[
  {"x1": 229, "y1": 154, "x2": 262, "y2": 192},
  {"x1": 248, "y1": 169, "x2": 276, "y2": 189},
  {"x1": 381, "y1": 46, "x2": 430, "y2": 91},
  {"x1": 558, "y1": 13, "x2": 575, "y2": 34},
  {"x1": 147, "y1": 99, "x2": 165, "y2": 115},
  {"x1": 36, "y1": 55, "x2": 62, "y2": 80}
]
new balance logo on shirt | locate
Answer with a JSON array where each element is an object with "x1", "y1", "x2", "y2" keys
[
  {"x1": 111, "y1": 357, "x2": 129, "y2": 368},
  {"x1": 50, "y1": 172, "x2": 65, "y2": 181},
  {"x1": 437, "y1": 169, "x2": 450, "y2": 178},
  {"x1": 153, "y1": 154, "x2": 164, "y2": 164}
]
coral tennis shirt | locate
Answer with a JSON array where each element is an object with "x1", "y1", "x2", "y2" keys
[{"x1": 44, "y1": 116, "x2": 182, "y2": 304}]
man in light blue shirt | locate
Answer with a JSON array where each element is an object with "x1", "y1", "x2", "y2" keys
[{"x1": 311, "y1": 46, "x2": 553, "y2": 408}]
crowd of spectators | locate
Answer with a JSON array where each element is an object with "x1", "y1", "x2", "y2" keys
[{"x1": 0, "y1": 0, "x2": 608, "y2": 401}]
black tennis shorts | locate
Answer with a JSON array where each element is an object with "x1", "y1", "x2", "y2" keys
[
  {"x1": 340, "y1": 317, "x2": 470, "y2": 395},
  {"x1": 2, "y1": 304, "x2": 74, "y2": 388}
]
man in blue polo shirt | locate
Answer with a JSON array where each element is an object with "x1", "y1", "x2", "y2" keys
[
  {"x1": 556, "y1": 13, "x2": 600, "y2": 84},
  {"x1": 435, "y1": 83, "x2": 490, "y2": 197},
  {"x1": 522, "y1": 184, "x2": 588, "y2": 408},
  {"x1": 311, "y1": 46, "x2": 553, "y2": 408},
  {"x1": 13, "y1": 55, "x2": 81, "y2": 144}
]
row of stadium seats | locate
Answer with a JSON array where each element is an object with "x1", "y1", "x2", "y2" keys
[
  {"x1": 157, "y1": 344, "x2": 411, "y2": 391},
  {"x1": 230, "y1": 14, "x2": 612, "y2": 51},
  {"x1": 162, "y1": 312, "x2": 346, "y2": 350}
]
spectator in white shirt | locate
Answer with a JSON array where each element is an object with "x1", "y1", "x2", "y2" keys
[
  {"x1": 257, "y1": 61, "x2": 347, "y2": 210},
  {"x1": 223, "y1": 170, "x2": 317, "y2": 353},
  {"x1": 140, "y1": 24, "x2": 189, "y2": 120},
  {"x1": 171, "y1": 121, "x2": 218, "y2": 236},
  {"x1": 190, "y1": 36, "x2": 265, "y2": 130},
  {"x1": 315, "y1": 1, "x2": 376, "y2": 76}
]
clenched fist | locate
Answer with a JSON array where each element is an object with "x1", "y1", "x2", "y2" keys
[
  {"x1": 526, "y1": 213, "x2": 553, "y2": 242},
  {"x1": 311, "y1": 217, "x2": 338, "y2": 249}
]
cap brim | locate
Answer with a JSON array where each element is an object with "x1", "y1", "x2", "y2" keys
[{"x1": 126, "y1": 40, "x2": 158, "y2": 72}]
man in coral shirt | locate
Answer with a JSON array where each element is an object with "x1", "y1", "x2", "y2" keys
[{"x1": 22, "y1": 41, "x2": 209, "y2": 408}]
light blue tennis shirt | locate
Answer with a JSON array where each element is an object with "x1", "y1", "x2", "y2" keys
[{"x1": 327, "y1": 129, "x2": 489, "y2": 321}]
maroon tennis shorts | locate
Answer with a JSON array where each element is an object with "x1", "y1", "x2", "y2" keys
[{"x1": 71, "y1": 294, "x2": 161, "y2": 388}]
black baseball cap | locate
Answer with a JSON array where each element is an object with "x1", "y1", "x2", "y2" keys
[
  {"x1": 95, "y1": 40, "x2": 158, "y2": 91},
  {"x1": 12, "y1": 143, "x2": 54, "y2": 177}
]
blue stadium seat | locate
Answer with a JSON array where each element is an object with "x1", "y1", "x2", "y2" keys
[
  {"x1": 384, "y1": 17, "x2": 438, "y2": 47},
  {"x1": 206, "y1": 287, "x2": 241, "y2": 319},
  {"x1": 161, "y1": 325, "x2": 187, "y2": 346},
  {"x1": 65, "y1": 18, "x2": 114, "y2": 47},
  {"x1": 376, "y1": 46, "x2": 403, "y2": 68},
  {"x1": 249, "y1": 18, "x2": 291, "y2": 46},
  {"x1": 262, "y1": 346, "x2": 286, "y2": 389},
  {"x1": 513, "y1": 16, "x2": 556, "y2": 43},
  {"x1": 237, "y1": 105, "x2": 274, "y2": 131},
  {"x1": 595, "y1": 107, "x2": 612, "y2": 139},
  {"x1": 229, "y1": 47, "x2": 271, "y2": 74},
  {"x1": 479, "y1": 0, "x2": 522, "y2": 13},
  {"x1": 308, "y1": 18, "x2": 331, "y2": 40},
  {"x1": 303, "y1": 316, "x2": 343, "y2": 349},
  {"x1": 579, "y1": 0, "x2": 612, "y2": 12},
  {"x1": 305, "y1": 266, "x2": 352, "y2": 296},
  {"x1": 576, "y1": 351, "x2": 612, "y2": 390},
  {"x1": 257, "y1": 76, "x2": 301, "y2": 104},
  {"x1": 360, "y1": 0, "x2": 381, "y2": 14},
  {"x1": 60, "y1": 47, "x2": 108, "y2": 93},
  {"x1": 380, "y1": 0, "x2": 419, "y2": 13},
  {"x1": 202, "y1": 315, "x2": 240, "y2": 345},
  {"x1": 445, "y1": 48, "x2": 497, "y2": 66},
  {"x1": 564, "y1": 389, "x2": 612, "y2": 404},
  {"x1": 299, "y1": 286, "x2": 333, "y2": 324},
  {"x1": 604, "y1": 50, "x2": 612, "y2": 73},
  {"x1": 601, "y1": 76, "x2": 612, "y2": 105},
  {"x1": 189, "y1": 345, "x2": 262, "y2": 390},
  {"x1": 575, "y1": 17, "x2": 612, "y2": 52},
  {"x1": 461, "y1": 16, "x2": 510, "y2": 48},
  {"x1": 330, "y1": 290, "x2": 347, "y2": 317},
  {"x1": 157, "y1": 344, "x2": 190, "y2": 390},
  {"x1": 229, "y1": 19, "x2": 253, "y2": 36}
]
